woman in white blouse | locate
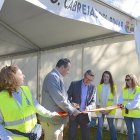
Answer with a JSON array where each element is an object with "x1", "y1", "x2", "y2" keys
[{"x1": 96, "y1": 71, "x2": 118, "y2": 140}]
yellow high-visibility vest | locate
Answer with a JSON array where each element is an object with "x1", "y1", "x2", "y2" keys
[
  {"x1": 97, "y1": 84, "x2": 116, "y2": 116},
  {"x1": 122, "y1": 86, "x2": 140, "y2": 118},
  {"x1": 0, "y1": 86, "x2": 37, "y2": 140}
]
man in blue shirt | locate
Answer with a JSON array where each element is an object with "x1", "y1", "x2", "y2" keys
[{"x1": 67, "y1": 70, "x2": 96, "y2": 140}]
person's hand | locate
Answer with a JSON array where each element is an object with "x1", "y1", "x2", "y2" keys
[
  {"x1": 51, "y1": 112, "x2": 68, "y2": 117},
  {"x1": 100, "y1": 110, "x2": 106, "y2": 114},
  {"x1": 117, "y1": 104, "x2": 124, "y2": 109},
  {"x1": 72, "y1": 102, "x2": 80, "y2": 109},
  {"x1": 73, "y1": 110, "x2": 81, "y2": 116},
  {"x1": 81, "y1": 108, "x2": 89, "y2": 114},
  {"x1": 96, "y1": 105, "x2": 100, "y2": 108},
  {"x1": 103, "y1": 110, "x2": 111, "y2": 115},
  {"x1": 51, "y1": 112, "x2": 60, "y2": 116},
  {"x1": 96, "y1": 105, "x2": 104, "y2": 114}
]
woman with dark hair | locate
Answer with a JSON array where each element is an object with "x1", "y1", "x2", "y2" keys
[
  {"x1": 118, "y1": 73, "x2": 140, "y2": 140},
  {"x1": 0, "y1": 65, "x2": 60, "y2": 140},
  {"x1": 96, "y1": 71, "x2": 118, "y2": 140}
]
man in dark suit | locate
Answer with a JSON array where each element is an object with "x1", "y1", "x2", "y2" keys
[{"x1": 67, "y1": 70, "x2": 96, "y2": 140}]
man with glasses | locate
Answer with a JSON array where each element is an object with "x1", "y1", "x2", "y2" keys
[{"x1": 67, "y1": 70, "x2": 96, "y2": 140}]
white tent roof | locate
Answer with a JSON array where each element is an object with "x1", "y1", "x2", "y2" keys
[{"x1": 0, "y1": 0, "x2": 123, "y2": 57}]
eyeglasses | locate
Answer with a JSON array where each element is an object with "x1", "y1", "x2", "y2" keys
[{"x1": 125, "y1": 78, "x2": 131, "y2": 82}]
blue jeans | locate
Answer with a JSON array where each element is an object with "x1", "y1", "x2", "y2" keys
[
  {"x1": 96, "y1": 115, "x2": 118, "y2": 140},
  {"x1": 124, "y1": 117, "x2": 140, "y2": 140}
]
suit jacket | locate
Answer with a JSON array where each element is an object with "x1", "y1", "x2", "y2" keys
[
  {"x1": 39, "y1": 68, "x2": 79, "y2": 124},
  {"x1": 67, "y1": 80, "x2": 96, "y2": 121}
]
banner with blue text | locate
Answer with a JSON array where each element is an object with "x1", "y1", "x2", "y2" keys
[{"x1": 26, "y1": 0, "x2": 135, "y2": 34}]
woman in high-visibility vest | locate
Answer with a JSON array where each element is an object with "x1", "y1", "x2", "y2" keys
[
  {"x1": 96, "y1": 71, "x2": 118, "y2": 140},
  {"x1": 118, "y1": 73, "x2": 140, "y2": 140},
  {"x1": 0, "y1": 65, "x2": 60, "y2": 140}
]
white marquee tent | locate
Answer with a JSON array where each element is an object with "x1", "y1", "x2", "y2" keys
[
  {"x1": 0, "y1": 0, "x2": 139, "y2": 98},
  {"x1": 0, "y1": 0, "x2": 140, "y2": 133},
  {"x1": 0, "y1": 0, "x2": 136, "y2": 58}
]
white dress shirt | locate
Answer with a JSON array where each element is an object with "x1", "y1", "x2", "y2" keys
[{"x1": 96, "y1": 84, "x2": 117, "y2": 118}]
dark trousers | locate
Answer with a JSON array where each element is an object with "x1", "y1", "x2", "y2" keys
[{"x1": 68, "y1": 114, "x2": 90, "y2": 140}]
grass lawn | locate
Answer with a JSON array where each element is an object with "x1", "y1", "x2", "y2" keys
[
  {"x1": 41, "y1": 125, "x2": 136, "y2": 140},
  {"x1": 63, "y1": 126, "x2": 135, "y2": 140}
]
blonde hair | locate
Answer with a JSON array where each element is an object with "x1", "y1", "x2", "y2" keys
[{"x1": 124, "y1": 73, "x2": 139, "y2": 89}]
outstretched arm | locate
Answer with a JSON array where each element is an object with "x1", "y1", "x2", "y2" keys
[
  {"x1": 45, "y1": 74, "x2": 80, "y2": 116},
  {"x1": 33, "y1": 96, "x2": 60, "y2": 117}
]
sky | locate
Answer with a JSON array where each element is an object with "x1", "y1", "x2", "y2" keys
[{"x1": 101, "y1": 0, "x2": 140, "y2": 20}]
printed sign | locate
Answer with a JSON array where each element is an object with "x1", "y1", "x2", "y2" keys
[{"x1": 26, "y1": 0, "x2": 135, "y2": 34}]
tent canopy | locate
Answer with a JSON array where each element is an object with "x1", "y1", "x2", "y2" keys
[{"x1": 0, "y1": 0, "x2": 121, "y2": 58}]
